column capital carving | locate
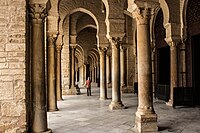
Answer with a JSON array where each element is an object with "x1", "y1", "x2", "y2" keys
[
  {"x1": 98, "y1": 47, "x2": 108, "y2": 55},
  {"x1": 47, "y1": 33, "x2": 57, "y2": 47},
  {"x1": 70, "y1": 35, "x2": 77, "y2": 44},
  {"x1": 165, "y1": 37, "x2": 180, "y2": 47},
  {"x1": 29, "y1": 4, "x2": 46, "y2": 23},
  {"x1": 70, "y1": 44, "x2": 77, "y2": 49},
  {"x1": 120, "y1": 45, "x2": 127, "y2": 52},
  {"x1": 109, "y1": 37, "x2": 122, "y2": 49},
  {"x1": 56, "y1": 34, "x2": 64, "y2": 51},
  {"x1": 133, "y1": 7, "x2": 151, "y2": 25}
]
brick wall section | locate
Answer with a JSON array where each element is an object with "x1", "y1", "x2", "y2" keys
[{"x1": 0, "y1": 0, "x2": 27, "y2": 132}]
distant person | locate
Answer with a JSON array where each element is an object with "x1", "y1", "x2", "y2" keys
[{"x1": 86, "y1": 77, "x2": 91, "y2": 96}]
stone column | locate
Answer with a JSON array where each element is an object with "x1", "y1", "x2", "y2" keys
[
  {"x1": 179, "y1": 41, "x2": 186, "y2": 87},
  {"x1": 56, "y1": 34, "x2": 63, "y2": 101},
  {"x1": 29, "y1": 3, "x2": 52, "y2": 133},
  {"x1": 68, "y1": 44, "x2": 77, "y2": 94},
  {"x1": 47, "y1": 33, "x2": 58, "y2": 112},
  {"x1": 94, "y1": 66, "x2": 97, "y2": 83},
  {"x1": 98, "y1": 47, "x2": 107, "y2": 100},
  {"x1": 106, "y1": 54, "x2": 111, "y2": 85},
  {"x1": 109, "y1": 38, "x2": 125, "y2": 110},
  {"x1": 133, "y1": 7, "x2": 158, "y2": 132},
  {"x1": 166, "y1": 41, "x2": 178, "y2": 107},
  {"x1": 120, "y1": 45, "x2": 126, "y2": 87},
  {"x1": 92, "y1": 64, "x2": 95, "y2": 82}
]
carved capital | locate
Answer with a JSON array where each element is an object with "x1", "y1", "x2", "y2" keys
[
  {"x1": 98, "y1": 47, "x2": 107, "y2": 55},
  {"x1": 165, "y1": 37, "x2": 180, "y2": 47},
  {"x1": 109, "y1": 37, "x2": 122, "y2": 49},
  {"x1": 29, "y1": 4, "x2": 46, "y2": 23},
  {"x1": 56, "y1": 34, "x2": 64, "y2": 51},
  {"x1": 133, "y1": 7, "x2": 151, "y2": 25},
  {"x1": 70, "y1": 44, "x2": 77, "y2": 49},
  {"x1": 47, "y1": 34, "x2": 57, "y2": 47},
  {"x1": 120, "y1": 45, "x2": 126, "y2": 52}
]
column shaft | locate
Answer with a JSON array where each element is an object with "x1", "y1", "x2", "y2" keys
[
  {"x1": 47, "y1": 35, "x2": 58, "y2": 111},
  {"x1": 99, "y1": 48, "x2": 107, "y2": 100},
  {"x1": 167, "y1": 44, "x2": 178, "y2": 106},
  {"x1": 29, "y1": 4, "x2": 51, "y2": 133},
  {"x1": 109, "y1": 40, "x2": 124, "y2": 110},
  {"x1": 134, "y1": 7, "x2": 158, "y2": 132},
  {"x1": 56, "y1": 47, "x2": 62, "y2": 101},
  {"x1": 106, "y1": 55, "x2": 111, "y2": 84},
  {"x1": 120, "y1": 46, "x2": 126, "y2": 87},
  {"x1": 71, "y1": 47, "x2": 75, "y2": 86}
]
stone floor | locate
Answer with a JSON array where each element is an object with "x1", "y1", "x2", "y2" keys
[{"x1": 48, "y1": 87, "x2": 200, "y2": 133}]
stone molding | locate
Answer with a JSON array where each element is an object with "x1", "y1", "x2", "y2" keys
[{"x1": 29, "y1": 4, "x2": 46, "y2": 23}]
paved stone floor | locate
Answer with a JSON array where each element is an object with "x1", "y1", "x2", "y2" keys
[{"x1": 48, "y1": 87, "x2": 200, "y2": 133}]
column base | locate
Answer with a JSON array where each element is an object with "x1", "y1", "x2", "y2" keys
[
  {"x1": 66, "y1": 86, "x2": 80, "y2": 95},
  {"x1": 134, "y1": 112, "x2": 158, "y2": 133},
  {"x1": 166, "y1": 99, "x2": 174, "y2": 107},
  {"x1": 109, "y1": 101, "x2": 125, "y2": 110},
  {"x1": 121, "y1": 86, "x2": 134, "y2": 93},
  {"x1": 48, "y1": 108, "x2": 59, "y2": 112},
  {"x1": 57, "y1": 98, "x2": 64, "y2": 101},
  {"x1": 99, "y1": 97, "x2": 108, "y2": 100},
  {"x1": 33, "y1": 128, "x2": 52, "y2": 133}
]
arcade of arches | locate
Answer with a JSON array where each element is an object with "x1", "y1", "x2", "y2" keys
[{"x1": 0, "y1": 0, "x2": 200, "y2": 132}]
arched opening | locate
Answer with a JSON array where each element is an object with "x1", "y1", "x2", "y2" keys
[
  {"x1": 155, "y1": 9, "x2": 170, "y2": 101},
  {"x1": 186, "y1": 0, "x2": 200, "y2": 105}
]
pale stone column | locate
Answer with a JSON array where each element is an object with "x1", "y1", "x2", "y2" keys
[
  {"x1": 83, "y1": 64, "x2": 86, "y2": 85},
  {"x1": 92, "y1": 65, "x2": 95, "y2": 82},
  {"x1": 133, "y1": 7, "x2": 158, "y2": 132},
  {"x1": 98, "y1": 47, "x2": 107, "y2": 100},
  {"x1": 120, "y1": 45, "x2": 126, "y2": 87},
  {"x1": 29, "y1": 3, "x2": 52, "y2": 133},
  {"x1": 179, "y1": 42, "x2": 186, "y2": 87},
  {"x1": 94, "y1": 66, "x2": 97, "y2": 83},
  {"x1": 68, "y1": 44, "x2": 77, "y2": 94},
  {"x1": 56, "y1": 34, "x2": 63, "y2": 101},
  {"x1": 106, "y1": 54, "x2": 111, "y2": 85},
  {"x1": 109, "y1": 38, "x2": 125, "y2": 110},
  {"x1": 47, "y1": 33, "x2": 58, "y2": 112},
  {"x1": 166, "y1": 41, "x2": 178, "y2": 107}
]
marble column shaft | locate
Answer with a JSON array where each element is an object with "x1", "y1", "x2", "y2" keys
[
  {"x1": 134, "y1": 7, "x2": 157, "y2": 132},
  {"x1": 71, "y1": 45, "x2": 76, "y2": 88},
  {"x1": 99, "y1": 47, "x2": 107, "y2": 100},
  {"x1": 109, "y1": 39, "x2": 124, "y2": 110},
  {"x1": 56, "y1": 42, "x2": 63, "y2": 101},
  {"x1": 29, "y1": 3, "x2": 51, "y2": 133},
  {"x1": 47, "y1": 34, "x2": 58, "y2": 111},
  {"x1": 106, "y1": 54, "x2": 111, "y2": 84},
  {"x1": 120, "y1": 46, "x2": 126, "y2": 87},
  {"x1": 167, "y1": 42, "x2": 178, "y2": 106}
]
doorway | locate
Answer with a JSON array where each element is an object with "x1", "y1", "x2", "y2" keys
[
  {"x1": 192, "y1": 34, "x2": 200, "y2": 106},
  {"x1": 157, "y1": 46, "x2": 170, "y2": 101}
]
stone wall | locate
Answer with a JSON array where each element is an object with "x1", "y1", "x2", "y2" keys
[{"x1": 0, "y1": 0, "x2": 27, "y2": 132}]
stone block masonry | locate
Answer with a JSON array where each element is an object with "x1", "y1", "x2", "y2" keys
[{"x1": 0, "y1": 0, "x2": 27, "y2": 132}]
